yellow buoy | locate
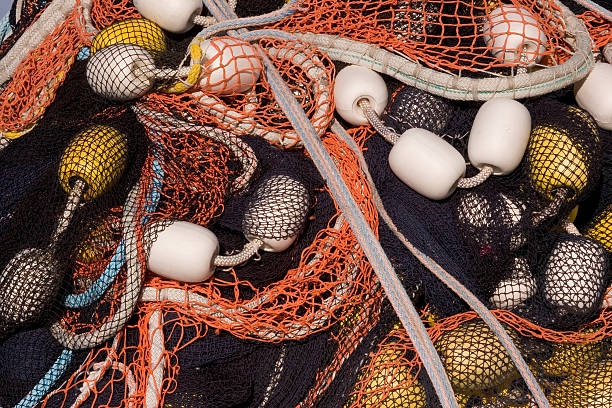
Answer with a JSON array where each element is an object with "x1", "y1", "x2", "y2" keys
[
  {"x1": 527, "y1": 125, "x2": 588, "y2": 200},
  {"x1": 58, "y1": 125, "x2": 128, "y2": 201},
  {"x1": 585, "y1": 205, "x2": 612, "y2": 253},
  {"x1": 548, "y1": 359, "x2": 612, "y2": 408},
  {"x1": 541, "y1": 332, "x2": 604, "y2": 377},
  {"x1": 435, "y1": 320, "x2": 520, "y2": 395},
  {"x1": 75, "y1": 222, "x2": 115, "y2": 263},
  {"x1": 345, "y1": 347, "x2": 426, "y2": 408},
  {"x1": 91, "y1": 18, "x2": 166, "y2": 58}
]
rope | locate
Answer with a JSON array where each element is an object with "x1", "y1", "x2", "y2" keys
[
  {"x1": 532, "y1": 188, "x2": 569, "y2": 225},
  {"x1": 63, "y1": 153, "x2": 163, "y2": 308},
  {"x1": 214, "y1": 238, "x2": 263, "y2": 267},
  {"x1": 15, "y1": 349, "x2": 73, "y2": 408},
  {"x1": 145, "y1": 309, "x2": 165, "y2": 408},
  {"x1": 358, "y1": 99, "x2": 399, "y2": 144},
  {"x1": 53, "y1": 178, "x2": 86, "y2": 240},
  {"x1": 0, "y1": 0, "x2": 97, "y2": 85},
  {"x1": 563, "y1": 219, "x2": 581, "y2": 235},
  {"x1": 330, "y1": 120, "x2": 552, "y2": 408},
  {"x1": 457, "y1": 165, "x2": 494, "y2": 189},
  {"x1": 290, "y1": 0, "x2": 592, "y2": 101}
]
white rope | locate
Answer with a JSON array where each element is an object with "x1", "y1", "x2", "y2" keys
[
  {"x1": 291, "y1": 0, "x2": 592, "y2": 101},
  {"x1": 145, "y1": 309, "x2": 165, "y2": 408},
  {"x1": 131, "y1": 106, "x2": 258, "y2": 193},
  {"x1": 0, "y1": 0, "x2": 97, "y2": 84},
  {"x1": 213, "y1": 238, "x2": 263, "y2": 267}
]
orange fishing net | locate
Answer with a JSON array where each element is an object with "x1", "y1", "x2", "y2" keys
[{"x1": 274, "y1": 0, "x2": 568, "y2": 73}]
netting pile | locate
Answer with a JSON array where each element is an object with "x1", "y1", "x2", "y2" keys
[{"x1": 0, "y1": 0, "x2": 612, "y2": 407}]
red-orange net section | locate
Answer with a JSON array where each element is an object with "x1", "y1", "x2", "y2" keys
[
  {"x1": 0, "y1": 0, "x2": 92, "y2": 133},
  {"x1": 274, "y1": 0, "x2": 569, "y2": 73},
  {"x1": 137, "y1": 37, "x2": 334, "y2": 148},
  {"x1": 578, "y1": 11, "x2": 612, "y2": 49}
]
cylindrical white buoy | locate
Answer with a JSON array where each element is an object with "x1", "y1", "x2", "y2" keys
[
  {"x1": 146, "y1": 221, "x2": 219, "y2": 282},
  {"x1": 468, "y1": 98, "x2": 531, "y2": 175},
  {"x1": 389, "y1": 128, "x2": 466, "y2": 200},
  {"x1": 574, "y1": 62, "x2": 612, "y2": 130},
  {"x1": 334, "y1": 65, "x2": 388, "y2": 126},
  {"x1": 133, "y1": 0, "x2": 203, "y2": 33}
]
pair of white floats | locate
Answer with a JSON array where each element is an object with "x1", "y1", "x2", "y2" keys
[
  {"x1": 147, "y1": 175, "x2": 310, "y2": 283},
  {"x1": 335, "y1": 65, "x2": 532, "y2": 200}
]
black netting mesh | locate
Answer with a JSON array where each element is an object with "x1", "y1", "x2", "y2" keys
[{"x1": 2, "y1": 0, "x2": 612, "y2": 407}]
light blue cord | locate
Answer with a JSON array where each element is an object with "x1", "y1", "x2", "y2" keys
[
  {"x1": 76, "y1": 47, "x2": 90, "y2": 60},
  {"x1": 0, "y1": 13, "x2": 12, "y2": 45},
  {"x1": 63, "y1": 151, "x2": 164, "y2": 308},
  {"x1": 15, "y1": 349, "x2": 73, "y2": 408}
]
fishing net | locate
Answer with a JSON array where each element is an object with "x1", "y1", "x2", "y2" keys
[{"x1": 1, "y1": 0, "x2": 612, "y2": 407}]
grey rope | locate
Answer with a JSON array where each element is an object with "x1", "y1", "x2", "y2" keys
[
  {"x1": 358, "y1": 99, "x2": 399, "y2": 144},
  {"x1": 214, "y1": 238, "x2": 263, "y2": 267},
  {"x1": 532, "y1": 188, "x2": 569, "y2": 225},
  {"x1": 51, "y1": 181, "x2": 144, "y2": 349},
  {"x1": 457, "y1": 165, "x2": 494, "y2": 189},
  {"x1": 52, "y1": 178, "x2": 86, "y2": 240}
]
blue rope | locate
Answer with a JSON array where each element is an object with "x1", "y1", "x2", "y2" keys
[
  {"x1": 76, "y1": 46, "x2": 90, "y2": 60},
  {"x1": 14, "y1": 349, "x2": 73, "y2": 408},
  {"x1": 0, "y1": 13, "x2": 11, "y2": 45},
  {"x1": 63, "y1": 151, "x2": 164, "y2": 308},
  {"x1": 202, "y1": 1, "x2": 459, "y2": 406}
]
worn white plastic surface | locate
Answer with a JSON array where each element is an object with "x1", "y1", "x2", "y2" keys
[
  {"x1": 490, "y1": 257, "x2": 536, "y2": 310},
  {"x1": 86, "y1": 44, "x2": 156, "y2": 101},
  {"x1": 483, "y1": 5, "x2": 547, "y2": 66},
  {"x1": 199, "y1": 37, "x2": 263, "y2": 95},
  {"x1": 468, "y1": 98, "x2": 531, "y2": 175},
  {"x1": 246, "y1": 234, "x2": 297, "y2": 252},
  {"x1": 147, "y1": 221, "x2": 219, "y2": 282},
  {"x1": 574, "y1": 62, "x2": 612, "y2": 130},
  {"x1": 133, "y1": 0, "x2": 202, "y2": 33},
  {"x1": 334, "y1": 65, "x2": 388, "y2": 126},
  {"x1": 389, "y1": 128, "x2": 466, "y2": 200}
]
